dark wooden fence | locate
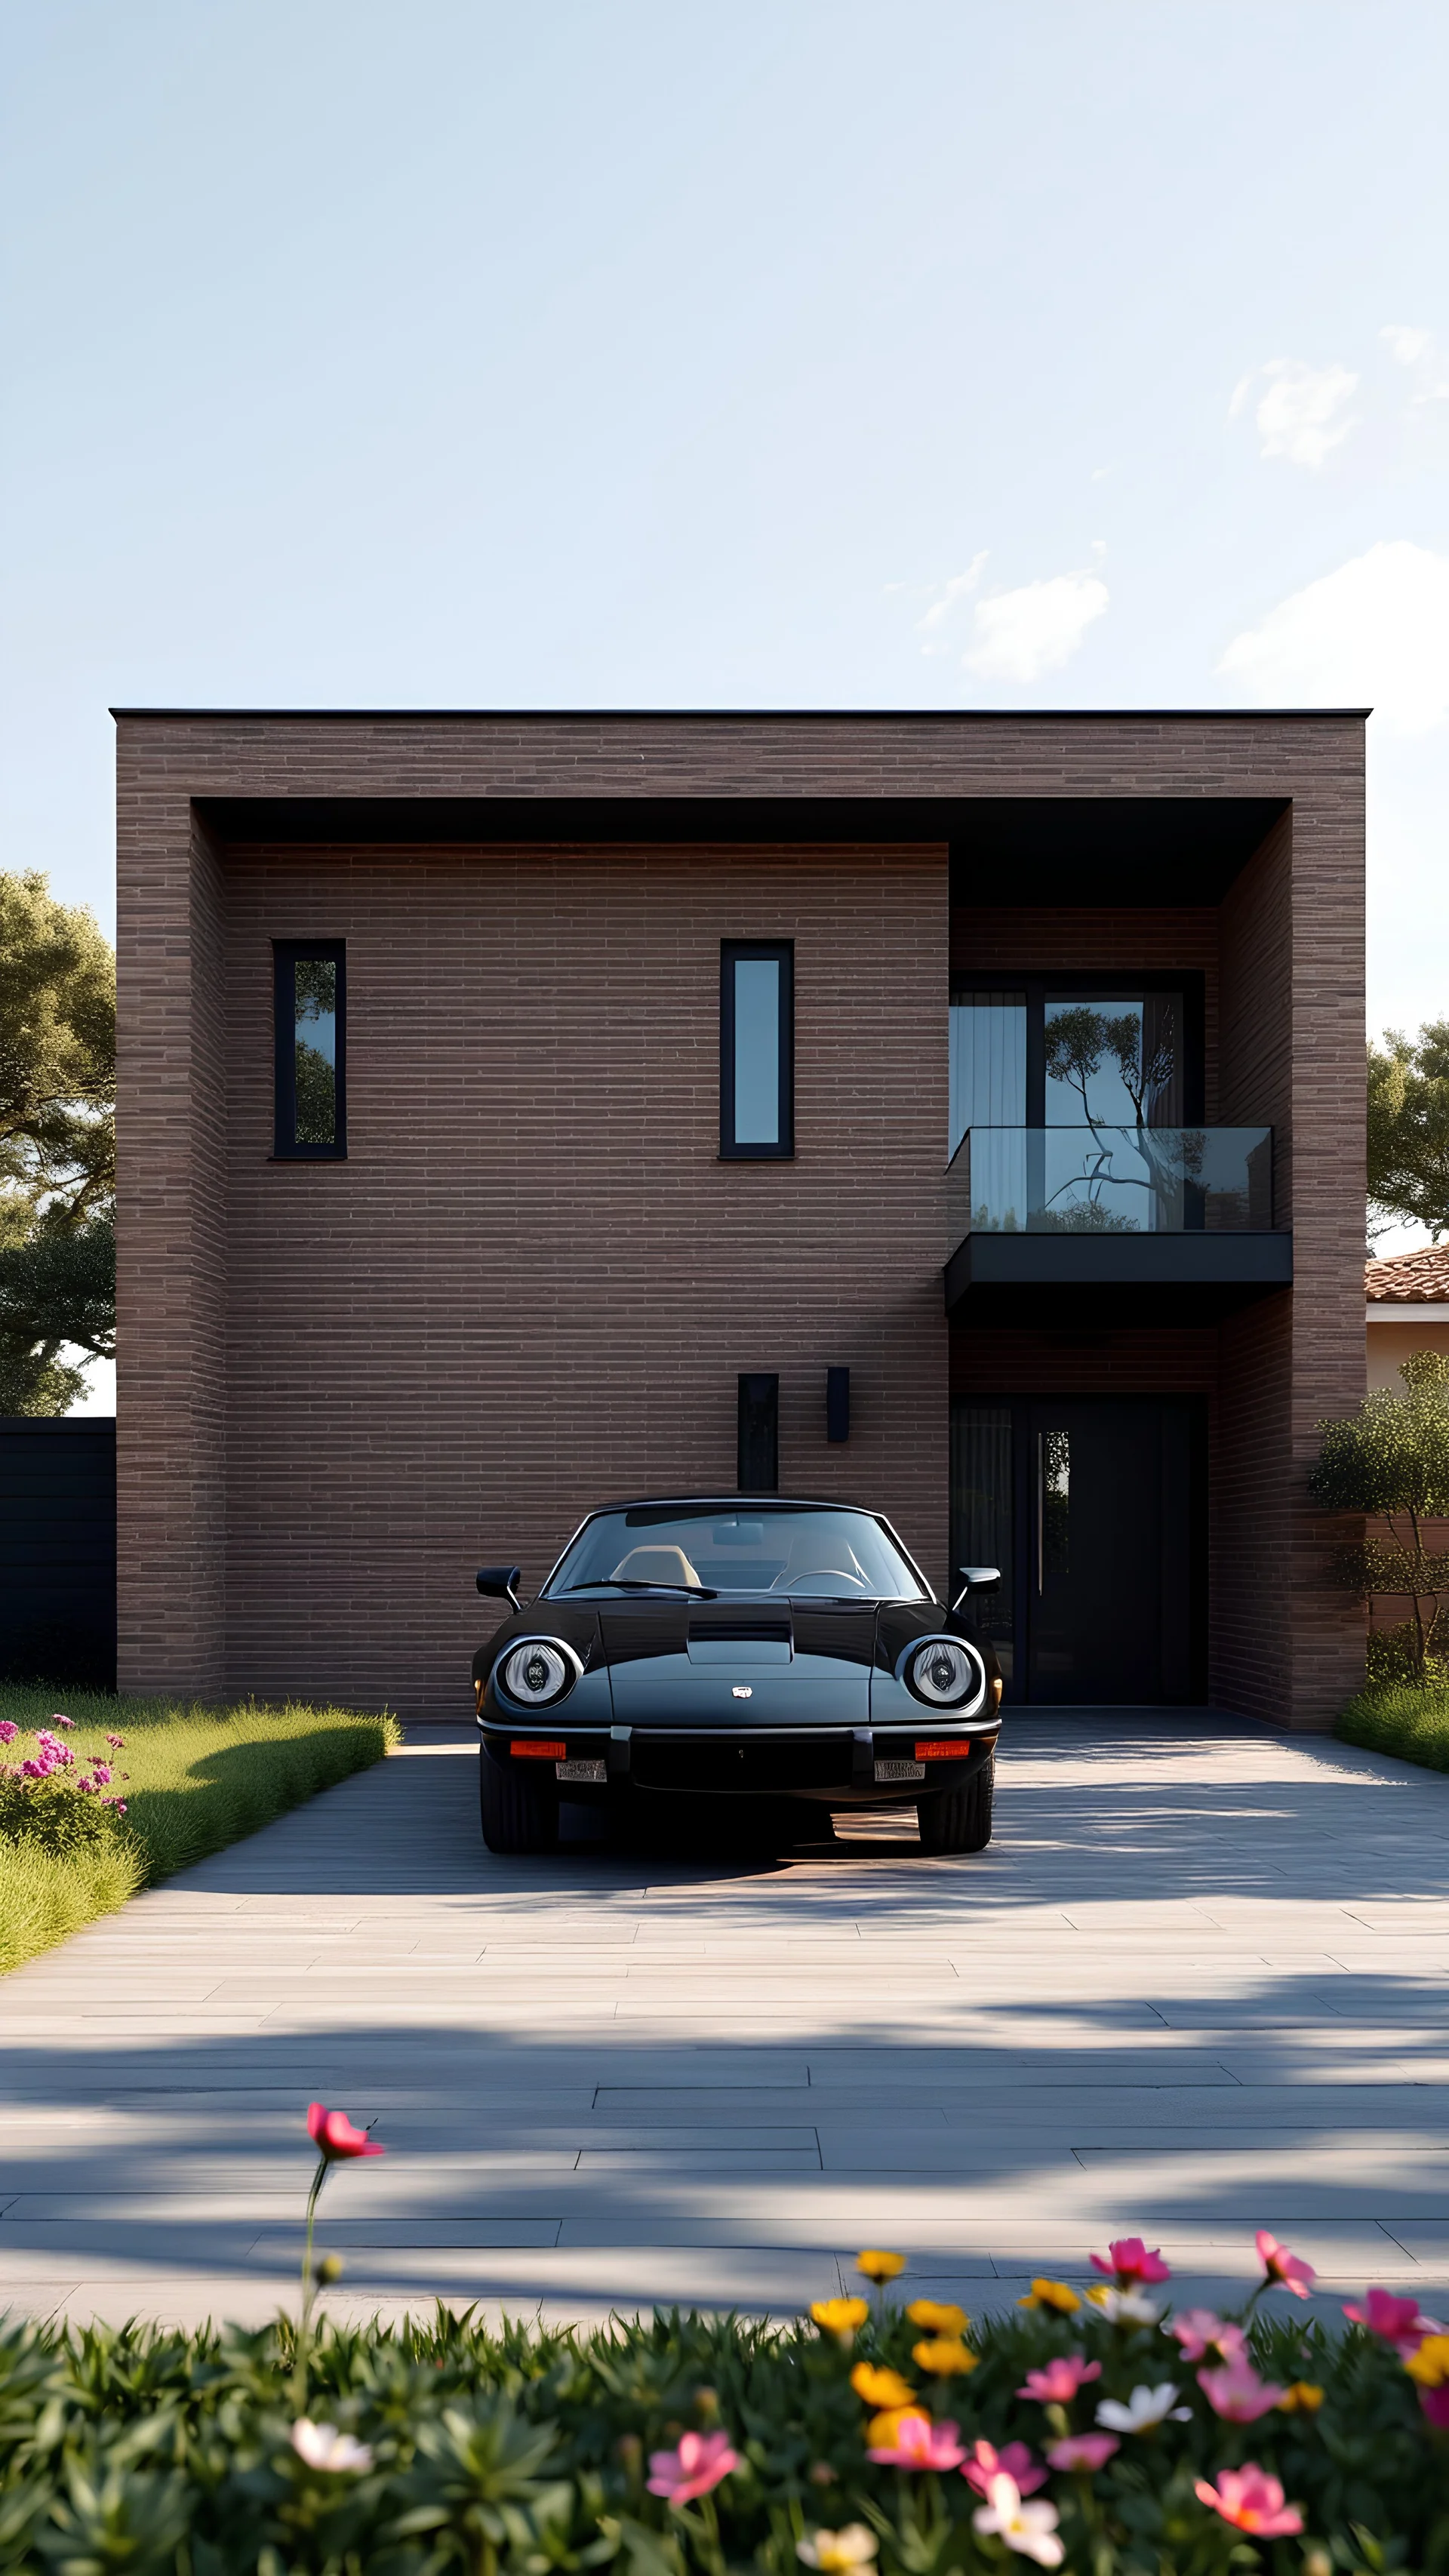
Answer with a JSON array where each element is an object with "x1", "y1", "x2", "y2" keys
[{"x1": 0, "y1": 1417, "x2": 116, "y2": 1688}]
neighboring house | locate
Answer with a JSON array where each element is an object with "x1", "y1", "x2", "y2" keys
[
  {"x1": 1365, "y1": 1244, "x2": 1449, "y2": 1390},
  {"x1": 114, "y1": 709, "x2": 1367, "y2": 1728}
]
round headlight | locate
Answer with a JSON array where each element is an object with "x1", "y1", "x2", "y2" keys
[
  {"x1": 908, "y1": 1639, "x2": 980, "y2": 1707},
  {"x1": 502, "y1": 1642, "x2": 572, "y2": 1706}
]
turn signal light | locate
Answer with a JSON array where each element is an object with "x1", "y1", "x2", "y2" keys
[
  {"x1": 512, "y1": 1739, "x2": 567, "y2": 1759},
  {"x1": 915, "y1": 1740, "x2": 968, "y2": 1761}
]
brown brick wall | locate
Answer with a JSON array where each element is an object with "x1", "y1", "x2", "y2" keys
[
  {"x1": 114, "y1": 710, "x2": 1367, "y2": 1727},
  {"x1": 217, "y1": 839, "x2": 949, "y2": 1714}
]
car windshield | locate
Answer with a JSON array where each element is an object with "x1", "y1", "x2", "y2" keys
[{"x1": 547, "y1": 1505, "x2": 930, "y2": 1601}]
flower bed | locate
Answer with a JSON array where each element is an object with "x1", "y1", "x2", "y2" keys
[
  {"x1": 0, "y1": 1691, "x2": 400, "y2": 1971},
  {"x1": 3, "y1": 2194, "x2": 1447, "y2": 2574}
]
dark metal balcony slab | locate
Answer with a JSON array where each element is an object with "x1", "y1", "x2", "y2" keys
[{"x1": 945, "y1": 1230, "x2": 1293, "y2": 1312}]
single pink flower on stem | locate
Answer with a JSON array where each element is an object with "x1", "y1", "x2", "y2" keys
[
  {"x1": 1343, "y1": 2287, "x2": 1441, "y2": 2351},
  {"x1": 90, "y1": 1763, "x2": 112, "y2": 1787},
  {"x1": 0, "y1": 1722, "x2": 17, "y2": 1745},
  {"x1": 1256, "y1": 2231, "x2": 1315, "y2": 2299},
  {"x1": 306, "y1": 2104, "x2": 384, "y2": 2162},
  {"x1": 866, "y1": 2413, "x2": 964, "y2": 2471},
  {"x1": 1045, "y1": 2433, "x2": 1119, "y2": 2473},
  {"x1": 51, "y1": 1714, "x2": 73, "y2": 1727},
  {"x1": 1197, "y1": 2358, "x2": 1285, "y2": 2422},
  {"x1": 1194, "y1": 2465, "x2": 1303, "y2": 2538},
  {"x1": 1420, "y1": 2385, "x2": 1449, "y2": 2430},
  {"x1": 1089, "y1": 2237, "x2": 1171, "y2": 2285},
  {"x1": 646, "y1": 2430, "x2": 739, "y2": 2503},
  {"x1": 961, "y1": 2440, "x2": 1048, "y2": 2499},
  {"x1": 1017, "y1": 2355, "x2": 1101, "y2": 2403},
  {"x1": 1171, "y1": 2310, "x2": 1247, "y2": 2364},
  {"x1": 106, "y1": 1734, "x2": 125, "y2": 1750}
]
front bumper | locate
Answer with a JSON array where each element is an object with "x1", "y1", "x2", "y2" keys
[{"x1": 475, "y1": 1719, "x2": 998, "y2": 1805}]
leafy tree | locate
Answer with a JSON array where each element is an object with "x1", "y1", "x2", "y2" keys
[
  {"x1": 0, "y1": 870, "x2": 115, "y2": 1413},
  {"x1": 1367, "y1": 1020, "x2": 1449, "y2": 1242},
  {"x1": 1309, "y1": 1350, "x2": 1449, "y2": 1680}
]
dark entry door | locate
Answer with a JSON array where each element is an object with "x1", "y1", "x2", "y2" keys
[{"x1": 950, "y1": 1396, "x2": 1202, "y2": 1705}]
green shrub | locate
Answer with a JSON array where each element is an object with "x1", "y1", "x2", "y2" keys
[
  {"x1": 1337, "y1": 1676, "x2": 1449, "y2": 1774},
  {"x1": 0, "y1": 2266, "x2": 1447, "y2": 2574}
]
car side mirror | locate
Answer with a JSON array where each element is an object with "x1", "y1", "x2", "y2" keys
[
  {"x1": 952, "y1": 1564, "x2": 1001, "y2": 1613},
  {"x1": 476, "y1": 1565, "x2": 522, "y2": 1611}
]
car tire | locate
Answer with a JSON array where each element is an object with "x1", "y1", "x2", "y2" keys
[
  {"x1": 917, "y1": 1756, "x2": 994, "y2": 1854},
  {"x1": 478, "y1": 1749, "x2": 558, "y2": 1854}
]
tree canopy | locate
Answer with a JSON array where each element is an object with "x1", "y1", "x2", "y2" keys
[
  {"x1": 0, "y1": 870, "x2": 115, "y2": 1413},
  {"x1": 1309, "y1": 1350, "x2": 1449, "y2": 1678},
  {"x1": 1367, "y1": 1020, "x2": 1449, "y2": 1243}
]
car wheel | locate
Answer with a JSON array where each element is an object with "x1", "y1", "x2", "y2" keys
[
  {"x1": 916, "y1": 1756, "x2": 994, "y2": 1854},
  {"x1": 478, "y1": 1748, "x2": 558, "y2": 1854}
]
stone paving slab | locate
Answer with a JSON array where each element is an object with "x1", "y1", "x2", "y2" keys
[{"x1": 2, "y1": 1719, "x2": 1448, "y2": 2329}]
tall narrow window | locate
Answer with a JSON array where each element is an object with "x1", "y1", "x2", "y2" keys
[
  {"x1": 721, "y1": 941, "x2": 793, "y2": 1157},
  {"x1": 737, "y1": 1374, "x2": 780, "y2": 1492},
  {"x1": 274, "y1": 941, "x2": 346, "y2": 1159}
]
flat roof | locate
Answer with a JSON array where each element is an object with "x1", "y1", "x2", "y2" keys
[{"x1": 110, "y1": 704, "x2": 1374, "y2": 722}]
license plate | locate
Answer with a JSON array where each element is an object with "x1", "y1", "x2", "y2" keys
[
  {"x1": 875, "y1": 1759, "x2": 926, "y2": 1783},
  {"x1": 556, "y1": 1759, "x2": 606, "y2": 1784}
]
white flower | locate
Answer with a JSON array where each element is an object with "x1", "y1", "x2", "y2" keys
[
  {"x1": 798, "y1": 2528, "x2": 878, "y2": 2572},
  {"x1": 290, "y1": 2418, "x2": 374, "y2": 2473},
  {"x1": 972, "y1": 2474, "x2": 1064, "y2": 2568},
  {"x1": 1088, "y1": 2285, "x2": 1163, "y2": 2325},
  {"x1": 1095, "y1": 2383, "x2": 1192, "y2": 2434}
]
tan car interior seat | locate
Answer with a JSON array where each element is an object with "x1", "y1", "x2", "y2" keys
[{"x1": 608, "y1": 1543, "x2": 703, "y2": 1587}]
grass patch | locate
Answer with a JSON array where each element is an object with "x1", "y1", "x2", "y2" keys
[
  {"x1": 1336, "y1": 1676, "x2": 1449, "y2": 1773},
  {"x1": 0, "y1": 1686, "x2": 400, "y2": 1974}
]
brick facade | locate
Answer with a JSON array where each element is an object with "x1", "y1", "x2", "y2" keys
[{"x1": 115, "y1": 711, "x2": 1366, "y2": 1726}]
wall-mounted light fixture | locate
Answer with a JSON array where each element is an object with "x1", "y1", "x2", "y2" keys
[{"x1": 826, "y1": 1367, "x2": 851, "y2": 1444}]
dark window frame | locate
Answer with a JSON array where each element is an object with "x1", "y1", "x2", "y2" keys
[
  {"x1": 949, "y1": 971, "x2": 1205, "y2": 1125},
  {"x1": 720, "y1": 940, "x2": 794, "y2": 1159},
  {"x1": 273, "y1": 940, "x2": 347, "y2": 1160},
  {"x1": 737, "y1": 1374, "x2": 780, "y2": 1492}
]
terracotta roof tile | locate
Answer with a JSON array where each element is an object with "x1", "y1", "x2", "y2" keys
[{"x1": 1365, "y1": 1245, "x2": 1449, "y2": 1302}]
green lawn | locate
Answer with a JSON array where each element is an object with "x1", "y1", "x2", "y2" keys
[
  {"x1": 1336, "y1": 1677, "x2": 1449, "y2": 1773},
  {"x1": 0, "y1": 1688, "x2": 400, "y2": 1974}
]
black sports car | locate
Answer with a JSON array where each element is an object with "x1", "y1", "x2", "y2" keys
[{"x1": 472, "y1": 1497, "x2": 1002, "y2": 1856}]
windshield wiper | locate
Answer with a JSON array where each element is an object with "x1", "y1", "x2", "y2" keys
[{"x1": 565, "y1": 1579, "x2": 718, "y2": 1598}]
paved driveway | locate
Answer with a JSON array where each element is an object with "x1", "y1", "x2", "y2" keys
[{"x1": 2, "y1": 1721, "x2": 1448, "y2": 2329}]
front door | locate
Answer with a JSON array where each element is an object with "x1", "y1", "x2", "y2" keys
[{"x1": 950, "y1": 1396, "x2": 1204, "y2": 1704}]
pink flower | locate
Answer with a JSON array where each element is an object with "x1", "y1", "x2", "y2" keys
[
  {"x1": 103, "y1": 1798, "x2": 127, "y2": 1814},
  {"x1": 90, "y1": 1764, "x2": 112, "y2": 1787},
  {"x1": 1017, "y1": 2356, "x2": 1101, "y2": 2404},
  {"x1": 961, "y1": 2441, "x2": 1048, "y2": 2499},
  {"x1": 1171, "y1": 2310, "x2": 1248, "y2": 2364},
  {"x1": 1089, "y1": 2237, "x2": 1171, "y2": 2285},
  {"x1": 77, "y1": 1776, "x2": 97, "y2": 1794},
  {"x1": 1343, "y1": 2287, "x2": 1442, "y2": 2351},
  {"x1": 0, "y1": 1722, "x2": 17, "y2": 1745},
  {"x1": 1420, "y1": 2386, "x2": 1449, "y2": 2430},
  {"x1": 1256, "y1": 2230, "x2": 1315, "y2": 2299},
  {"x1": 51, "y1": 1714, "x2": 73, "y2": 1727},
  {"x1": 306, "y1": 2103, "x2": 383, "y2": 2162},
  {"x1": 106, "y1": 1734, "x2": 125, "y2": 1749},
  {"x1": 866, "y1": 2413, "x2": 964, "y2": 2471},
  {"x1": 647, "y1": 2430, "x2": 739, "y2": 2503},
  {"x1": 1044, "y1": 2433, "x2": 1118, "y2": 2473},
  {"x1": 20, "y1": 1759, "x2": 48, "y2": 1780},
  {"x1": 1197, "y1": 2358, "x2": 1285, "y2": 2422},
  {"x1": 1194, "y1": 2465, "x2": 1303, "y2": 2539}
]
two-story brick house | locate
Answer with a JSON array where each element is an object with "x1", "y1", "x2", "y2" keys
[{"x1": 115, "y1": 709, "x2": 1366, "y2": 1727}]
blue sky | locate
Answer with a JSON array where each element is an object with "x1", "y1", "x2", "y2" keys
[{"x1": 3, "y1": 5, "x2": 1446, "y2": 1057}]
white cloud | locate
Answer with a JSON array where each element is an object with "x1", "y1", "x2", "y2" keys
[
  {"x1": 1383, "y1": 324, "x2": 1432, "y2": 368},
  {"x1": 1248, "y1": 358, "x2": 1359, "y2": 467},
  {"x1": 1380, "y1": 322, "x2": 1449, "y2": 405},
  {"x1": 916, "y1": 553, "x2": 987, "y2": 653},
  {"x1": 964, "y1": 567, "x2": 1109, "y2": 684},
  {"x1": 1217, "y1": 540, "x2": 1449, "y2": 736}
]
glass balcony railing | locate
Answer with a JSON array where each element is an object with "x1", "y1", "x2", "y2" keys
[{"x1": 946, "y1": 1126, "x2": 1274, "y2": 1236}]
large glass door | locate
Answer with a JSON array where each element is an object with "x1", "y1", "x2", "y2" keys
[{"x1": 950, "y1": 1396, "x2": 1204, "y2": 1704}]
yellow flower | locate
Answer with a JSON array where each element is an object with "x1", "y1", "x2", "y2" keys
[
  {"x1": 866, "y1": 2406, "x2": 920, "y2": 2448},
  {"x1": 1017, "y1": 2277, "x2": 1081, "y2": 2316},
  {"x1": 1404, "y1": 2334, "x2": 1449, "y2": 2389},
  {"x1": 797, "y1": 2528, "x2": 878, "y2": 2573},
  {"x1": 1278, "y1": 2381, "x2": 1324, "y2": 2413},
  {"x1": 912, "y1": 2337, "x2": 979, "y2": 2377},
  {"x1": 811, "y1": 2297, "x2": 869, "y2": 2341},
  {"x1": 906, "y1": 2300, "x2": 968, "y2": 2334},
  {"x1": 850, "y1": 2363, "x2": 917, "y2": 2411},
  {"x1": 856, "y1": 2248, "x2": 906, "y2": 2285}
]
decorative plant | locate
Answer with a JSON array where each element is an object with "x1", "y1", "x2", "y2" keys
[
  {"x1": 0, "y1": 1713, "x2": 128, "y2": 1851},
  {"x1": 1310, "y1": 1350, "x2": 1449, "y2": 1681}
]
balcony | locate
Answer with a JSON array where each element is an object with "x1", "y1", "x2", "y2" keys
[{"x1": 944, "y1": 1126, "x2": 1292, "y2": 1309}]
